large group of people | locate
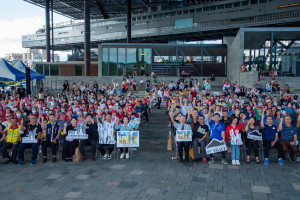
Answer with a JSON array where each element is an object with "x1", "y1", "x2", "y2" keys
[
  {"x1": 164, "y1": 76, "x2": 300, "y2": 166},
  {"x1": 0, "y1": 79, "x2": 150, "y2": 165}
]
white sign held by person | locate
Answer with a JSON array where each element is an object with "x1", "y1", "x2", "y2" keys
[
  {"x1": 247, "y1": 130, "x2": 262, "y2": 141},
  {"x1": 176, "y1": 130, "x2": 192, "y2": 142},
  {"x1": 117, "y1": 131, "x2": 139, "y2": 148},
  {"x1": 22, "y1": 129, "x2": 38, "y2": 143},
  {"x1": 67, "y1": 122, "x2": 88, "y2": 139},
  {"x1": 205, "y1": 139, "x2": 227, "y2": 154},
  {"x1": 98, "y1": 123, "x2": 116, "y2": 144}
]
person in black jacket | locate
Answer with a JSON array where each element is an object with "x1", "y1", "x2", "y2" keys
[
  {"x1": 79, "y1": 114, "x2": 98, "y2": 161},
  {"x1": 192, "y1": 115, "x2": 209, "y2": 165},
  {"x1": 42, "y1": 114, "x2": 61, "y2": 163}
]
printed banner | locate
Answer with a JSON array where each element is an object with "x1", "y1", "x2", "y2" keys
[
  {"x1": 98, "y1": 123, "x2": 115, "y2": 144},
  {"x1": 176, "y1": 130, "x2": 192, "y2": 142},
  {"x1": 22, "y1": 137, "x2": 37, "y2": 143},
  {"x1": 247, "y1": 130, "x2": 262, "y2": 141},
  {"x1": 67, "y1": 123, "x2": 88, "y2": 139},
  {"x1": 117, "y1": 131, "x2": 139, "y2": 147},
  {"x1": 205, "y1": 139, "x2": 227, "y2": 154}
]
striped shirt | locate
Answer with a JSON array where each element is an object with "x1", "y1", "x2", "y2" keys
[{"x1": 280, "y1": 124, "x2": 297, "y2": 142}]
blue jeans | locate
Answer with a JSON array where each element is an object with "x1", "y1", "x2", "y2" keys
[
  {"x1": 192, "y1": 138, "x2": 206, "y2": 159},
  {"x1": 227, "y1": 142, "x2": 240, "y2": 160},
  {"x1": 18, "y1": 143, "x2": 39, "y2": 162}
]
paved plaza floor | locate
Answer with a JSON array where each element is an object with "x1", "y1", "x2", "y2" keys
[{"x1": 1, "y1": 109, "x2": 300, "y2": 200}]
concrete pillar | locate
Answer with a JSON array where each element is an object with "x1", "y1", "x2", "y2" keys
[
  {"x1": 84, "y1": 0, "x2": 91, "y2": 76},
  {"x1": 45, "y1": 0, "x2": 50, "y2": 62}
]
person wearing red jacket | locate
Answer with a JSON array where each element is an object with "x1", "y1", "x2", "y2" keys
[{"x1": 225, "y1": 115, "x2": 245, "y2": 165}]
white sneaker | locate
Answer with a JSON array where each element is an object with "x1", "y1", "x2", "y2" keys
[
  {"x1": 120, "y1": 153, "x2": 125, "y2": 159},
  {"x1": 126, "y1": 153, "x2": 129, "y2": 159},
  {"x1": 108, "y1": 154, "x2": 112, "y2": 160},
  {"x1": 102, "y1": 154, "x2": 108, "y2": 160},
  {"x1": 232, "y1": 160, "x2": 236, "y2": 165},
  {"x1": 236, "y1": 160, "x2": 240, "y2": 165}
]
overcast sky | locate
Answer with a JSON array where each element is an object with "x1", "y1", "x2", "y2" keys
[{"x1": 0, "y1": 0, "x2": 70, "y2": 59}]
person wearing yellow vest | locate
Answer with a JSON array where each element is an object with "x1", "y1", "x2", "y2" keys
[{"x1": 1, "y1": 118, "x2": 20, "y2": 164}]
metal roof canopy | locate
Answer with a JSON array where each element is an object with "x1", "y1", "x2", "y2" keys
[
  {"x1": 243, "y1": 27, "x2": 300, "y2": 49},
  {"x1": 23, "y1": 0, "x2": 230, "y2": 20},
  {"x1": 101, "y1": 43, "x2": 227, "y2": 56}
]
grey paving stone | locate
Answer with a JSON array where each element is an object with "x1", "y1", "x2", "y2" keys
[
  {"x1": 110, "y1": 164, "x2": 126, "y2": 169},
  {"x1": 118, "y1": 181, "x2": 138, "y2": 188},
  {"x1": 75, "y1": 175, "x2": 90, "y2": 180},
  {"x1": 64, "y1": 192, "x2": 82, "y2": 198},
  {"x1": 131, "y1": 170, "x2": 143, "y2": 175},
  {"x1": 46, "y1": 174, "x2": 61, "y2": 179},
  {"x1": 208, "y1": 164, "x2": 223, "y2": 170},
  {"x1": 251, "y1": 185, "x2": 271, "y2": 194},
  {"x1": 291, "y1": 182, "x2": 300, "y2": 191},
  {"x1": 145, "y1": 188, "x2": 160, "y2": 195}
]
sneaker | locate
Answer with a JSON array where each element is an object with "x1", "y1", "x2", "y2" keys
[
  {"x1": 52, "y1": 157, "x2": 57, "y2": 162},
  {"x1": 108, "y1": 154, "x2": 112, "y2": 160},
  {"x1": 264, "y1": 158, "x2": 270, "y2": 166},
  {"x1": 288, "y1": 153, "x2": 295, "y2": 162},
  {"x1": 202, "y1": 158, "x2": 208, "y2": 163},
  {"x1": 31, "y1": 160, "x2": 36, "y2": 165},
  {"x1": 65, "y1": 158, "x2": 68, "y2": 162},
  {"x1": 42, "y1": 158, "x2": 47, "y2": 163},
  {"x1": 102, "y1": 154, "x2": 108, "y2": 160},
  {"x1": 120, "y1": 153, "x2": 125, "y2": 159},
  {"x1": 208, "y1": 158, "x2": 214, "y2": 164},
  {"x1": 18, "y1": 160, "x2": 24, "y2": 166},
  {"x1": 236, "y1": 160, "x2": 240, "y2": 166},
  {"x1": 232, "y1": 160, "x2": 236, "y2": 165},
  {"x1": 222, "y1": 159, "x2": 228, "y2": 165},
  {"x1": 278, "y1": 158, "x2": 285, "y2": 166},
  {"x1": 126, "y1": 153, "x2": 129, "y2": 159}
]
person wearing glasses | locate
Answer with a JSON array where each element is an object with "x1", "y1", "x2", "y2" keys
[
  {"x1": 2, "y1": 113, "x2": 12, "y2": 131},
  {"x1": 18, "y1": 115, "x2": 42, "y2": 166}
]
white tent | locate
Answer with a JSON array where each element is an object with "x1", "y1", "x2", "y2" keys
[{"x1": 0, "y1": 58, "x2": 26, "y2": 81}]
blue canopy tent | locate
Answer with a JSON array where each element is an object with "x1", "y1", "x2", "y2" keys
[
  {"x1": 13, "y1": 61, "x2": 45, "y2": 80},
  {"x1": 0, "y1": 58, "x2": 26, "y2": 81}
]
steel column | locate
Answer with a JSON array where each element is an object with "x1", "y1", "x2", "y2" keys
[
  {"x1": 127, "y1": 0, "x2": 132, "y2": 43},
  {"x1": 84, "y1": 0, "x2": 91, "y2": 76},
  {"x1": 51, "y1": 0, "x2": 54, "y2": 62},
  {"x1": 274, "y1": 42, "x2": 277, "y2": 70},
  {"x1": 45, "y1": 0, "x2": 50, "y2": 62},
  {"x1": 270, "y1": 32, "x2": 274, "y2": 71},
  {"x1": 201, "y1": 47, "x2": 203, "y2": 76},
  {"x1": 249, "y1": 49, "x2": 252, "y2": 71}
]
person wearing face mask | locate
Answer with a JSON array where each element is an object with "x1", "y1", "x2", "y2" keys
[
  {"x1": 284, "y1": 103, "x2": 294, "y2": 115},
  {"x1": 76, "y1": 110, "x2": 85, "y2": 123},
  {"x1": 129, "y1": 114, "x2": 139, "y2": 131},
  {"x1": 98, "y1": 113, "x2": 115, "y2": 160}
]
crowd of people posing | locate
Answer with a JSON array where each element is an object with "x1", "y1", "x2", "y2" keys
[
  {"x1": 164, "y1": 77, "x2": 300, "y2": 166},
  {"x1": 0, "y1": 79, "x2": 151, "y2": 165}
]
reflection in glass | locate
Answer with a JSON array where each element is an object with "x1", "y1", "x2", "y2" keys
[{"x1": 102, "y1": 48, "x2": 108, "y2": 76}]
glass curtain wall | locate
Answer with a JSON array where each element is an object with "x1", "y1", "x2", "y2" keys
[{"x1": 102, "y1": 47, "x2": 152, "y2": 76}]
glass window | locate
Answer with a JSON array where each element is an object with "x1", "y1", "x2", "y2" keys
[
  {"x1": 142, "y1": 16, "x2": 147, "y2": 20},
  {"x1": 132, "y1": 18, "x2": 136, "y2": 21},
  {"x1": 190, "y1": 9, "x2": 195, "y2": 14},
  {"x1": 75, "y1": 65, "x2": 83, "y2": 76},
  {"x1": 217, "y1": 4, "x2": 225, "y2": 9},
  {"x1": 50, "y1": 65, "x2": 59, "y2": 76},
  {"x1": 118, "y1": 48, "x2": 126, "y2": 76},
  {"x1": 126, "y1": 48, "x2": 137, "y2": 76},
  {"x1": 225, "y1": 3, "x2": 232, "y2": 8},
  {"x1": 44, "y1": 64, "x2": 50, "y2": 76},
  {"x1": 102, "y1": 48, "x2": 108, "y2": 76},
  {"x1": 234, "y1": 2, "x2": 240, "y2": 7},
  {"x1": 153, "y1": 14, "x2": 158, "y2": 18},
  {"x1": 210, "y1": 6, "x2": 216, "y2": 11},
  {"x1": 164, "y1": 13, "x2": 170, "y2": 17},
  {"x1": 242, "y1": 1, "x2": 249, "y2": 6},
  {"x1": 109, "y1": 48, "x2": 117, "y2": 76},
  {"x1": 148, "y1": 15, "x2": 152, "y2": 19},
  {"x1": 251, "y1": 0, "x2": 258, "y2": 4},
  {"x1": 203, "y1": 7, "x2": 209, "y2": 12},
  {"x1": 260, "y1": 0, "x2": 267, "y2": 3},
  {"x1": 139, "y1": 48, "x2": 151, "y2": 76},
  {"x1": 174, "y1": 18, "x2": 193, "y2": 29},
  {"x1": 35, "y1": 64, "x2": 43, "y2": 75},
  {"x1": 137, "y1": 17, "x2": 141, "y2": 21},
  {"x1": 158, "y1": 14, "x2": 163, "y2": 18},
  {"x1": 183, "y1": 10, "x2": 188, "y2": 14},
  {"x1": 196, "y1": 8, "x2": 202, "y2": 12},
  {"x1": 170, "y1": 12, "x2": 176, "y2": 16},
  {"x1": 177, "y1": 11, "x2": 182, "y2": 15}
]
